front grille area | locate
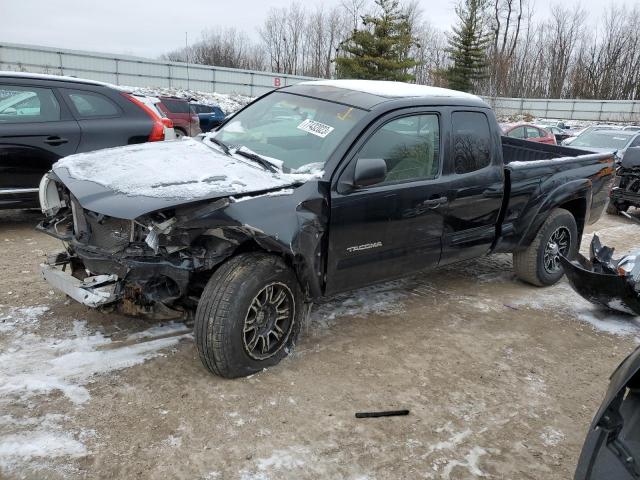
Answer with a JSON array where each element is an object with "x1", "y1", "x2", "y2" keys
[
  {"x1": 85, "y1": 215, "x2": 132, "y2": 252},
  {"x1": 71, "y1": 200, "x2": 132, "y2": 253}
]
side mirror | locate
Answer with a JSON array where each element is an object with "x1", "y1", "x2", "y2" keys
[{"x1": 354, "y1": 157, "x2": 387, "y2": 188}]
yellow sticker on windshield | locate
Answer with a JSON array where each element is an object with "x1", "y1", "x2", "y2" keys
[{"x1": 337, "y1": 107, "x2": 353, "y2": 121}]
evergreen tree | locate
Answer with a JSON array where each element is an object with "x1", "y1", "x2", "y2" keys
[
  {"x1": 446, "y1": 0, "x2": 490, "y2": 92},
  {"x1": 336, "y1": 0, "x2": 418, "y2": 82}
]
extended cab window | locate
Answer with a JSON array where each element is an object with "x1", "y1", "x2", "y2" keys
[
  {"x1": 66, "y1": 90, "x2": 120, "y2": 118},
  {"x1": 0, "y1": 86, "x2": 60, "y2": 123},
  {"x1": 452, "y1": 111, "x2": 491, "y2": 174},
  {"x1": 357, "y1": 114, "x2": 440, "y2": 184}
]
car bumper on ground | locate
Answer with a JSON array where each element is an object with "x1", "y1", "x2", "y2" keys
[{"x1": 41, "y1": 263, "x2": 121, "y2": 308}]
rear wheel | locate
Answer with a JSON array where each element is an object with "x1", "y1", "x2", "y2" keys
[
  {"x1": 174, "y1": 128, "x2": 186, "y2": 138},
  {"x1": 607, "y1": 201, "x2": 628, "y2": 215},
  {"x1": 194, "y1": 253, "x2": 304, "y2": 378},
  {"x1": 513, "y1": 208, "x2": 578, "y2": 286}
]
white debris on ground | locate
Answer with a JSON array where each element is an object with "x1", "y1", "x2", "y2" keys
[
  {"x1": 122, "y1": 85, "x2": 253, "y2": 115},
  {"x1": 0, "y1": 305, "x2": 188, "y2": 473}
]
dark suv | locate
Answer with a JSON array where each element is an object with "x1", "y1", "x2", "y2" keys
[
  {"x1": 156, "y1": 96, "x2": 201, "y2": 137},
  {"x1": 0, "y1": 72, "x2": 167, "y2": 210}
]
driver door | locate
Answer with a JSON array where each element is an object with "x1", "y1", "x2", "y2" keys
[{"x1": 325, "y1": 111, "x2": 447, "y2": 295}]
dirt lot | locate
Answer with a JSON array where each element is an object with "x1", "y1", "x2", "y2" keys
[{"x1": 1, "y1": 208, "x2": 639, "y2": 480}]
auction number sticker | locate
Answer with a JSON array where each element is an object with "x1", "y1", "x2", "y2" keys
[{"x1": 297, "y1": 119, "x2": 335, "y2": 138}]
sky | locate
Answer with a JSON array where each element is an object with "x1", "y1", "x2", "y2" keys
[{"x1": 0, "y1": 0, "x2": 634, "y2": 59}]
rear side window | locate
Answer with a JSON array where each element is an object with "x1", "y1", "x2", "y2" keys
[
  {"x1": 66, "y1": 90, "x2": 120, "y2": 118},
  {"x1": 452, "y1": 111, "x2": 492, "y2": 174},
  {"x1": 161, "y1": 99, "x2": 190, "y2": 114},
  {"x1": 357, "y1": 114, "x2": 440, "y2": 184},
  {"x1": 0, "y1": 85, "x2": 60, "y2": 123},
  {"x1": 196, "y1": 104, "x2": 213, "y2": 113},
  {"x1": 526, "y1": 127, "x2": 543, "y2": 138},
  {"x1": 508, "y1": 126, "x2": 525, "y2": 139}
]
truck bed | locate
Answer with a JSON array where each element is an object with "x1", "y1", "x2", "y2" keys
[{"x1": 494, "y1": 137, "x2": 616, "y2": 253}]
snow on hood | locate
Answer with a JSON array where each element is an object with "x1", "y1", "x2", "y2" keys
[{"x1": 51, "y1": 137, "x2": 324, "y2": 219}]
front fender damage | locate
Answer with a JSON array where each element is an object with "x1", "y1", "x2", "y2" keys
[{"x1": 41, "y1": 182, "x2": 329, "y2": 321}]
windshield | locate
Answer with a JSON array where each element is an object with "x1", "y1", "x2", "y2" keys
[
  {"x1": 213, "y1": 91, "x2": 366, "y2": 171},
  {"x1": 571, "y1": 131, "x2": 634, "y2": 149}
]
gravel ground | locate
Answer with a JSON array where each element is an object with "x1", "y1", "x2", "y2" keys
[{"x1": 1, "y1": 208, "x2": 639, "y2": 480}]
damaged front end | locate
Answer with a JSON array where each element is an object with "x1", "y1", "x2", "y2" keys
[
  {"x1": 559, "y1": 235, "x2": 640, "y2": 316},
  {"x1": 36, "y1": 170, "x2": 328, "y2": 321}
]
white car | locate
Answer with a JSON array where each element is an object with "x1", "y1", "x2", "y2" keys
[{"x1": 130, "y1": 94, "x2": 176, "y2": 140}]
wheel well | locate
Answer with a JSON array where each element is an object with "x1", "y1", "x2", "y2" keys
[{"x1": 558, "y1": 198, "x2": 587, "y2": 238}]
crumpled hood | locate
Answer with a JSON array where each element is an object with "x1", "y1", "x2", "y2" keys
[{"x1": 52, "y1": 138, "x2": 311, "y2": 220}]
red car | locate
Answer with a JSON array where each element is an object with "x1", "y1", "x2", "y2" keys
[
  {"x1": 501, "y1": 123, "x2": 556, "y2": 144},
  {"x1": 156, "y1": 96, "x2": 201, "y2": 137}
]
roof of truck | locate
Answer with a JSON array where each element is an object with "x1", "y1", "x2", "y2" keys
[{"x1": 287, "y1": 80, "x2": 488, "y2": 110}]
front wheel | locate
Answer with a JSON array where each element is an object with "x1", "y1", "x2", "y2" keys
[
  {"x1": 513, "y1": 208, "x2": 578, "y2": 287},
  {"x1": 194, "y1": 253, "x2": 304, "y2": 378}
]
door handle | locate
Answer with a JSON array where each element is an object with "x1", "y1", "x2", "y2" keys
[
  {"x1": 421, "y1": 196, "x2": 448, "y2": 208},
  {"x1": 44, "y1": 136, "x2": 68, "y2": 146}
]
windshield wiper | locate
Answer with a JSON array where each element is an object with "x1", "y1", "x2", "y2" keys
[
  {"x1": 233, "y1": 148, "x2": 279, "y2": 173},
  {"x1": 209, "y1": 136, "x2": 230, "y2": 155}
]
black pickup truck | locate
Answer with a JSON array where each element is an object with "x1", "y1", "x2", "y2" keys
[{"x1": 37, "y1": 80, "x2": 615, "y2": 378}]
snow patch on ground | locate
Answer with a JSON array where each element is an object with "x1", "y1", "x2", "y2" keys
[
  {"x1": 0, "y1": 319, "x2": 184, "y2": 405},
  {"x1": 541, "y1": 427, "x2": 565, "y2": 447},
  {"x1": 0, "y1": 304, "x2": 188, "y2": 473},
  {"x1": 240, "y1": 446, "x2": 309, "y2": 480},
  {"x1": 511, "y1": 282, "x2": 640, "y2": 337},
  {"x1": 0, "y1": 305, "x2": 49, "y2": 333},
  {"x1": 423, "y1": 423, "x2": 490, "y2": 479},
  {"x1": 310, "y1": 280, "x2": 408, "y2": 331}
]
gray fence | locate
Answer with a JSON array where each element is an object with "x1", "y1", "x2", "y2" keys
[
  {"x1": 482, "y1": 96, "x2": 640, "y2": 123},
  {"x1": 0, "y1": 42, "x2": 314, "y2": 97},
  {"x1": 2, "y1": 42, "x2": 640, "y2": 122}
]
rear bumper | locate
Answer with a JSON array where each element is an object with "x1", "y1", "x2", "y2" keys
[{"x1": 41, "y1": 263, "x2": 121, "y2": 308}]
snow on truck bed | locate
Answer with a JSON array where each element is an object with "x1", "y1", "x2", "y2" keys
[{"x1": 53, "y1": 138, "x2": 318, "y2": 200}]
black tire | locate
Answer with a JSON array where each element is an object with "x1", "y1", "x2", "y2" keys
[
  {"x1": 513, "y1": 208, "x2": 578, "y2": 287},
  {"x1": 606, "y1": 201, "x2": 620, "y2": 215},
  {"x1": 174, "y1": 128, "x2": 186, "y2": 138},
  {"x1": 194, "y1": 253, "x2": 304, "y2": 378}
]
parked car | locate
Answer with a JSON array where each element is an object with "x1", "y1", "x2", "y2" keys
[
  {"x1": 563, "y1": 125, "x2": 620, "y2": 145},
  {"x1": 574, "y1": 344, "x2": 640, "y2": 480},
  {"x1": 0, "y1": 71, "x2": 169, "y2": 210},
  {"x1": 191, "y1": 103, "x2": 225, "y2": 133},
  {"x1": 538, "y1": 119, "x2": 575, "y2": 130},
  {"x1": 623, "y1": 125, "x2": 640, "y2": 132},
  {"x1": 569, "y1": 129, "x2": 640, "y2": 159},
  {"x1": 156, "y1": 96, "x2": 201, "y2": 137},
  {"x1": 37, "y1": 80, "x2": 614, "y2": 378},
  {"x1": 133, "y1": 94, "x2": 176, "y2": 140},
  {"x1": 537, "y1": 124, "x2": 573, "y2": 143},
  {"x1": 607, "y1": 147, "x2": 640, "y2": 214},
  {"x1": 502, "y1": 123, "x2": 556, "y2": 144}
]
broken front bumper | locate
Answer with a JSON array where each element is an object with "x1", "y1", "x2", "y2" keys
[
  {"x1": 41, "y1": 263, "x2": 121, "y2": 308},
  {"x1": 559, "y1": 235, "x2": 640, "y2": 316}
]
